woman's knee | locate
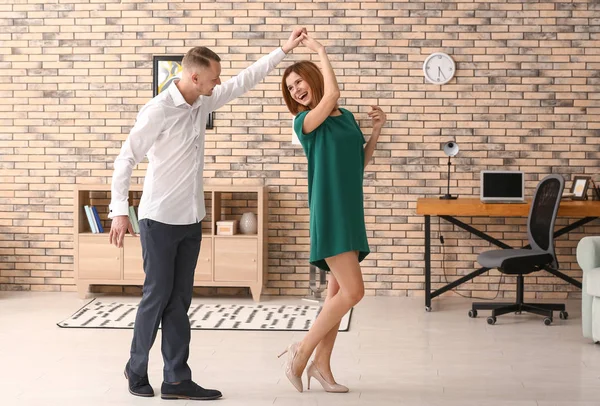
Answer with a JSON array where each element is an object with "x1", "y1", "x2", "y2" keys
[
  {"x1": 348, "y1": 284, "x2": 365, "y2": 305},
  {"x1": 325, "y1": 251, "x2": 364, "y2": 304},
  {"x1": 344, "y1": 284, "x2": 364, "y2": 305}
]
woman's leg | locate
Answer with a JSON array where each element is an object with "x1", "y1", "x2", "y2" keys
[
  {"x1": 312, "y1": 274, "x2": 341, "y2": 383},
  {"x1": 292, "y1": 251, "x2": 364, "y2": 377}
]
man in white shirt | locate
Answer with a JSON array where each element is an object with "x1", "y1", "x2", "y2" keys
[{"x1": 108, "y1": 28, "x2": 307, "y2": 400}]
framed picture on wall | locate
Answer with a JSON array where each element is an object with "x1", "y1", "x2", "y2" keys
[
  {"x1": 570, "y1": 175, "x2": 591, "y2": 200},
  {"x1": 152, "y1": 55, "x2": 214, "y2": 129}
]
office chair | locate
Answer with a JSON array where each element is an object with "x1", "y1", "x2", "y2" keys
[{"x1": 469, "y1": 174, "x2": 568, "y2": 326}]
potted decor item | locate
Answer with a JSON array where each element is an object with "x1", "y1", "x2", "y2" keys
[{"x1": 239, "y1": 212, "x2": 257, "y2": 234}]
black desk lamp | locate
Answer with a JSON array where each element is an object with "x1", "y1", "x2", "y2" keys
[{"x1": 440, "y1": 141, "x2": 459, "y2": 200}]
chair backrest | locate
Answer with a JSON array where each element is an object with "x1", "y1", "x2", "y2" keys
[{"x1": 527, "y1": 174, "x2": 564, "y2": 268}]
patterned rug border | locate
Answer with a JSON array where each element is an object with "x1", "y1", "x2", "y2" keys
[{"x1": 56, "y1": 298, "x2": 353, "y2": 332}]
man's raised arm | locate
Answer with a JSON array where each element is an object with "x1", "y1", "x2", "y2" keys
[{"x1": 204, "y1": 27, "x2": 306, "y2": 112}]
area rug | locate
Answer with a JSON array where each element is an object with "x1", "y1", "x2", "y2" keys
[{"x1": 57, "y1": 299, "x2": 352, "y2": 331}]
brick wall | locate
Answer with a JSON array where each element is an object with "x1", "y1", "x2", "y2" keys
[{"x1": 1, "y1": 0, "x2": 598, "y2": 300}]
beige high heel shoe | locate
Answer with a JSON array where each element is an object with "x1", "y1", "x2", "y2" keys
[
  {"x1": 306, "y1": 361, "x2": 349, "y2": 393},
  {"x1": 277, "y1": 342, "x2": 303, "y2": 392}
]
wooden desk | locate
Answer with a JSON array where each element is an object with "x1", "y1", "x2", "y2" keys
[
  {"x1": 417, "y1": 198, "x2": 600, "y2": 218},
  {"x1": 416, "y1": 197, "x2": 600, "y2": 311}
]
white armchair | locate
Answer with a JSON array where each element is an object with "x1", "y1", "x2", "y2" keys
[{"x1": 576, "y1": 236, "x2": 600, "y2": 343}]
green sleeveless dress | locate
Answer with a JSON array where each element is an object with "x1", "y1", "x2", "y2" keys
[{"x1": 294, "y1": 108, "x2": 370, "y2": 271}]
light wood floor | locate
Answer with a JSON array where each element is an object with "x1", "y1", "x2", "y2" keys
[{"x1": 0, "y1": 291, "x2": 598, "y2": 406}]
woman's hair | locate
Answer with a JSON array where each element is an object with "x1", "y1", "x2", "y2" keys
[
  {"x1": 182, "y1": 46, "x2": 221, "y2": 71},
  {"x1": 281, "y1": 61, "x2": 324, "y2": 115}
]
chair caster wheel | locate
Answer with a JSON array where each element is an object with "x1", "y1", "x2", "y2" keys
[
  {"x1": 487, "y1": 316, "x2": 496, "y2": 325},
  {"x1": 544, "y1": 317, "x2": 552, "y2": 326},
  {"x1": 559, "y1": 311, "x2": 568, "y2": 320},
  {"x1": 425, "y1": 306, "x2": 432, "y2": 312},
  {"x1": 468, "y1": 309, "x2": 477, "y2": 318}
]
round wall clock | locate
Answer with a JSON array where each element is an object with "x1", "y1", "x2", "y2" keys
[{"x1": 423, "y1": 52, "x2": 455, "y2": 85}]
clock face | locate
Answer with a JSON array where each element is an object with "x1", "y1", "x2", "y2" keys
[{"x1": 423, "y1": 53, "x2": 455, "y2": 85}]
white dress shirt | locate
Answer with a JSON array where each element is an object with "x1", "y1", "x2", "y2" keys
[{"x1": 109, "y1": 47, "x2": 286, "y2": 225}]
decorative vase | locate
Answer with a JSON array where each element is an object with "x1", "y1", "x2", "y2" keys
[{"x1": 239, "y1": 212, "x2": 257, "y2": 234}]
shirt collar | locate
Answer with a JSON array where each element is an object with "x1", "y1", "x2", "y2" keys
[
  {"x1": 168, "y1": 79, "x2": 187, "y2": 106},
  {"x1": 168, "y1": 79, "x2": 202, "y2": 109}
]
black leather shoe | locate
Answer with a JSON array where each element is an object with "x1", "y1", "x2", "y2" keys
[
  {"x1": 161, "y1": 380, "x2": 222, "y2": 400},
  {"x1": 124, "y1": 361, "x2": 154, "y2": 397}
]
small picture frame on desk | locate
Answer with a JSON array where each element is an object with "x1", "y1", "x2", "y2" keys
[{"x1": 571, "y1": 175, "x2": 591, "y2": 200}]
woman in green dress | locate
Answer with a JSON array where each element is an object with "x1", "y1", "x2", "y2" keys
[{"x1": 277, "y1": 35, "x2": 386, "y2": 393}]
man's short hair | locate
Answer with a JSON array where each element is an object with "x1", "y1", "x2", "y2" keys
[{"x1": 182, "y1": 47, "x2": 221, "y2": 71}]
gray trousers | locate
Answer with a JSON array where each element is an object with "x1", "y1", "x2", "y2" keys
[{"x1": 129, "y1": 218, "x2": 202, "y2": 383}]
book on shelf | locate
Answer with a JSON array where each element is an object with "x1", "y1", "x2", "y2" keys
[
  {"x1": 91, "y1": 206, "x2": 104, "y2": 233},
  {"x1": 129, "y1": 206, "x2": 140, "y2": 233},
  {"x1": 83, "y1": 205, "x2": 100, "y2": 233}
]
